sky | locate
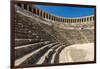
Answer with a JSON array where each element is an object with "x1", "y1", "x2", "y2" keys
[{"x1": 35, "y1": 4, "x2": 95, "y2": 18}]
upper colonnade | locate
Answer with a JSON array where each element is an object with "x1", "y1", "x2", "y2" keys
[{"x1": 16, "y1": 3, "x2": 94, "y2": 24}]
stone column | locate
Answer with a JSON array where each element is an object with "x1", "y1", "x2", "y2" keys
[
  {"x1": 47, "y1": 13, "x2": 48, "y2": 19},
  {"x1": 72, "y1": 18, "x2": 74, "y2": 23},
  {"x1": 54, "y1": 16, "x2": 56, "y2": 21},
  {"x1": 81, "y1": 18, "x2": 83, "y2": 23},
  {"x1": 64, "y1": 18, "x2": 65, "y2": 23},
  {"x1": 70, "y1": 18, "x2": 71, "y2": 23},
  {"x1": 62, "y1": 17, "x2": 64, "y2": 22},
  {"x1": 59, "y1": 17, "x2": 62, "y2": 22},
  {"x1": 72, "y1": 19, "x2": 74, "y2": 23},
  {"x1": 80, "y1": 18, "x2": 82, "y2": 23},
  {"x1": 45, "y1": 13, "x2": 47, "y2": 19},
  {"x1": 59, "y1": 17, "x2": 61, "y2": 22},
  {"x1": 32, "y1": 7, "x2": 35, "y2": 14},
  {"x1": 27, "y1": 4, "x2": 29, "y2": 11},
  {"x1": 87, "y1": 17, "x2": 89, "y2": 23},
  {"x1": 73, "y1": 19, "x2": 74, "y2": 23},
  {"x1": 35, "y1": 8, "x2": 37, "y2": 15},
  {"x1": 21, "y1": 4, "x2": 24, "y2": 9},
  {"x1": 51, "y1": 15, "x2": 52, "y2": 20},
  {"x1": 85, "y1": 17, "x2": 86, "y2": 23},
  {"x1": 75, "y1": 19, "x2": 76, "y2": 23},
  {"x1": 38, "y1": 10, "x2": 40, "y2": 16},
  {"x1": 48, "y1": 14, "x2": 49, "y2": 19},
  {"x1": 41, "y1": 11, "x2": 43, "y2": 17},
  {"x1": 54, "y1": 16, "x2": 55, "y2": 21},
  {"x1": 57, "y1": 17, "x2": 59, "y2": 22},
  {"x1": 37, "y1": 9, "x2": 39, "y2": 16},
  {"x1": 73, "y1": 19, "x2": 75, "y2": 23},
  {"x1": 49, "y1": 14, "x2": 51, "y2": 20},
  {"x1": 88, "y1": 17, "x2": 90, "y2": 23},
  {"x1": 78, "y1": 18, "x2": 80, "y2": 23},
  {"x1": 55, "y1": 16, "x2": 57, "y2": 21},
  {"x1": 52, "y1": 16, "x2": 54, "y2": 21},
  {"x1": 44, "y1": 12, "x2": 46, "y2": 18},
  {"x1": 52, "y1": 15, "x2": 53, "y2": 21},
  {"x1": 71, "y1": 18, "x2": 72, "y2": 23},
  {"x1": 50, "y1": 15, "x2": 52, "y2": 20},
  {"x1": 62, "y1": 18, "x2": 63, "y2": 22},
  {"x1": 67, "y1": 19, "x2": 69, "y2": 23},
  {"x1": 69, "y1": 19, "x2": 71, "y2": 23},
  {"x1": 84, "y1": 18, "x2": 85, "y2": 23},
  {"x1": 83, "y1": 18, "x2": 85, "y2": 23},
  {"x1": 40, "y1": 10, "x2": 42, "y2": 16},
  {"x1": 64, "y1": 18, "x2": 66, "y2": 23},
  {"x1": 74, "y1": 18, "x2": 76, "y2": 23},
  {"x1": 69, "y1": 18, "x2": 70, "y2": 23},
  {"x1": 65, "y1": 19, "x2": 67, "y2": 23},
  {"x1": 67, "y1": 19, "x2": 68, "y2": 23},
  {"x1": 77, "y1": 18, "x2": 79, "y2": 23},
  {"x1": 79, "y1": 18, "x2": 81, "y2": 23},
  {"x1": 73, "y1": 18, "x2": 74, "y2": 23},
  {"x1": 92, "y1": 16, "x2": 94, "y2": 22},
  {"x1": 62, "y1": 17, "x2": 63, "y2": 22},
  {"x1": 77, "y1": 19, "x2": 78, "y2": 23},
  {"x1": 86, "y1": 17, "x2": 87, "y2": 23},
  {"x1": 63, "y1": 18, "x2": 64, "y2": 22},
  {"x1": 31, "y1": 6, "x2": 33, "y2": 13}
]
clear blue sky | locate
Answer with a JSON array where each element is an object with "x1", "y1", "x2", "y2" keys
[{"x1": 35, "y1": 4, "x2": 94, "y2": 18}]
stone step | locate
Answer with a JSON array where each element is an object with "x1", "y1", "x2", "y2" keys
[
  {"x1": 36, "y1": 43, "x2": 61, "y2": 64},
  {"x1": 15, "y1": 42, "x2": 59, "y2": 66},
  {"x1": 15, "y1": 41, "x2": 51, "y2": 60},
  {"x1": 15, "y1": 38, "x2": 44, "y2": 46},
  {"x1": 50, "y1": 45, "x2": 64, "y2": 64},
  {"x1": 54, "y1": 45, "x2": 65, "y2": 63},
  {"x1": 15, "y1": 33, "x2": 40, "y2": 39}
]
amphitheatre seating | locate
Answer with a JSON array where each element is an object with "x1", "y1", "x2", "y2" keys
[
  {"x1": 81, "y1": 29, "x2": 94, "y2": 42},
  {"x1": 54, "y1": 46, "x2": 65, "y2": 63},
  {"x1": 66, "y1": 30, "x2": 85, "y2": 44},
  {"x1": 42, "y1": 44, "x2": 64, "y2": 64},
  {"x1": 19, "y1": 42, "x2": 60, "y2": 65},
  {"x1": 15, "y1": 13, "x2": 56, "y2": 41},
  {"x1": 20, "y1": 46, "x2": 50, "y2": 65},
  {"x1": 14, "y1": 5, "x2": 94, "y2": 66},
  {"x1": 15, "y1": 41, "x2": 51, "y2": 59},
  {"x1": 38, "y1": 21, "x2": 70, "y2": 45},
  {"x1": 42, "y1": 51, "x2": 54, "y2": 64},
  {"x1": 15, "y1": 12, "x2": 62, "y2": 66},
  {"x1": 15, "y1": 39, "x2": 45, "y2": 46}
]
